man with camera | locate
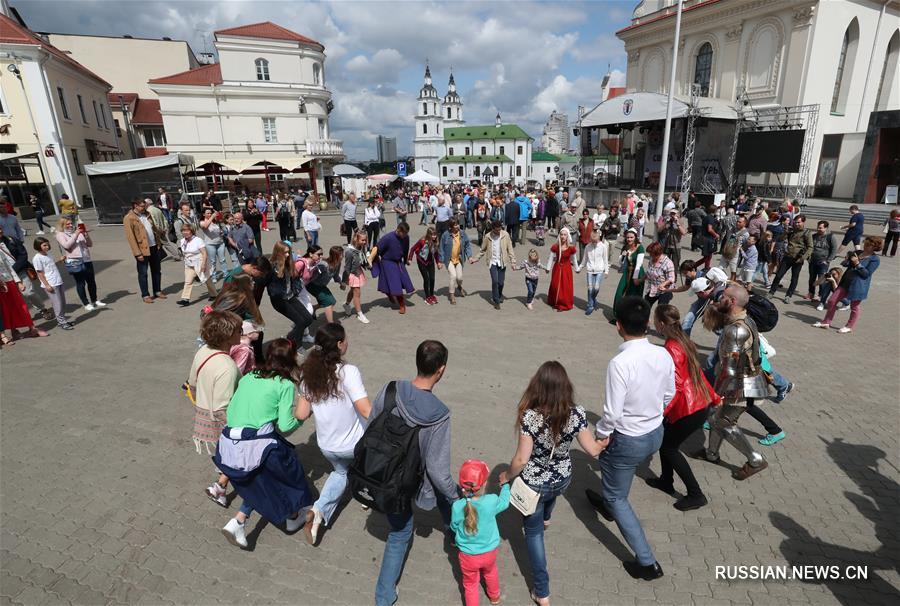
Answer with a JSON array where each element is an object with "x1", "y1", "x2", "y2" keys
[{"x1": 767, "y1": 214, "x2": 813, "y2": 304}]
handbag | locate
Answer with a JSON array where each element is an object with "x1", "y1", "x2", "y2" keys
[
  {"x1": 509, "y1": 442, "x2": 556, "y2": 516},
  {"x1": 64, "y1": 257, "x2": 84, "y2": 274}
]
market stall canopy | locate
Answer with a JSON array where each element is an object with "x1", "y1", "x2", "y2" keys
[
  {"x1": 366, "y1": 173, "x2": 398, "y2": 183},
  {"x1": 580, "y1": 92, "x2": 740, "y2": 128},
  {"x1": 332, "y1": 163, "x2": 366, "y2": 176},
  {"x1": 216, "y1": 157, "x2": 311, "y2": 173},
  {"x1": 0, "y1": 151, "x2": 39, "y2": 163},
  {"x1": 84, "y1": 153, "x2": 195, "y2": 176},
  {"x1": 404, "y1": 169, "x2": 440, "y2": 183}
]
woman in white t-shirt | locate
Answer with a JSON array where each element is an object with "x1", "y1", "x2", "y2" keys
[
  {"x1": 295, "y1": 322, "x2": 371, "y2": 546},
  {"x1": 177, "y1": 223, "x2": 217, "y2": 307},
  {"x1": 32, "y1": 237, "x2": 74, "y2": 330},
  {"x1": 301, "y1": 200, "x2": 322, "y2": 248}
]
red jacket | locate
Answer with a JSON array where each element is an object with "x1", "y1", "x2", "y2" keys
[
  {"x1": 663, "y1": 339, "x2": 720, "y2": 423},
  {"x1": 578, "y1": 218, "x2": 594, "y2": 245}
]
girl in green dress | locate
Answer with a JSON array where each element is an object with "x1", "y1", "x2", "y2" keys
[{"x1": 611, "y1": 228, "x2": 646, "y2": 323}]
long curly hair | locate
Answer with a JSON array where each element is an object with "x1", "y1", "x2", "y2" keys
[
  {"x1": 210, "y1": 274, "x2": 263, "y2": 325},
  {"x1": 254, "y1": 338, "x2": 301, "y2": 385},
  {"x1": 298, "y1": 323, "x2": 345, "y2": 402}
]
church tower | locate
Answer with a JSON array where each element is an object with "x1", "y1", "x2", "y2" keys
[
  {"x1": 442, "y1": 71, "x2": 464, "y2": 127},
  {"x1": 413, "y1": 64, "x2": 444, "y2": 176}
]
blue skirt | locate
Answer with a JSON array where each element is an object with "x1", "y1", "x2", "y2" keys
[{"x1": 214, "y1": 431, "x2": 313, "y2": 524}]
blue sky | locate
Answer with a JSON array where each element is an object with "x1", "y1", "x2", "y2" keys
[{"x1": 15, "y1": 0, "x2": 636, "y2": 160}]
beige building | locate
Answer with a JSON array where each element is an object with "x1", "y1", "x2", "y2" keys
[
  {"x1": 618, "y1": 0, "x2": 900, "y2": 202},
  {"x1": 45, "y1": 32, "x2": 199, "y2": 159},
  {"x1": 149, "y1": 21, "x2": 343, "y2": 195},
  {"x1": 0, "y1": 12, "x2": 117, "y2": 212}
]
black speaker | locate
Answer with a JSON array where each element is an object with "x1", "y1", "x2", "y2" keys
[{"x1": 607, "y1": 126, "x2": 621, "y2": 135}]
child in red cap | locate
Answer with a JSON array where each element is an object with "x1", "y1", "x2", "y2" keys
[{"x1": 450, "y1": 459, "x2": 511, "y2": 605}]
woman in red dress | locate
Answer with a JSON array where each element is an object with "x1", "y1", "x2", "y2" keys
[
  {"x1": 0, "y1": 236, "x2": 47, "y2": 342},
  {"x1": 547, "y1": 227, "x2": 578, "y2": 311}
]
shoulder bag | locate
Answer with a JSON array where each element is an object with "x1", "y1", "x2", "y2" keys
[{"x1": 509, "y1": 441, "x2": 556, "y2": 516}]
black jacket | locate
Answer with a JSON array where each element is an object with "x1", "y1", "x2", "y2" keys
[{"x1": 1, "y1": 235, "x2": 31, "y2": 273}]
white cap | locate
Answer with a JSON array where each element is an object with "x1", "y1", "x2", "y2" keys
[
  {"x1": 629, "y1": 189, "x2": 636, "y2": 194},
  {"x1": 706, "y1": 267, "x2": 728, "y2": 284},
  {"x1": 690, "y1": 277, "x2": 712, "y2": 294}
]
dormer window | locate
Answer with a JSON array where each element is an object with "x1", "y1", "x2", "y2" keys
[{"x1": 255, "y1": 58, "x2": 270, "y2": 81}]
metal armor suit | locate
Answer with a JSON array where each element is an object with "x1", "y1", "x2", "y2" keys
[{"x1": 706, "y1": 315, "x2": 767, "y2": 466}]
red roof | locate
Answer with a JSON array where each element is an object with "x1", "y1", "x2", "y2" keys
[
  {"x1": 0, "y1": 14, "x2": 111, "y2": 88},
  {"x1": 616, "y1": 0, "x2": 722, "y2": 35},
  {"x1": 138, "y1": 148, "x2": 168, "y2": 158},
  {"x1": 215, "y1": 21, "x2": 322, "y2": 48},
  {"x1": 132, "y1": 98, "x2": 162, "y2": 125},
  {"x1": 107, "y1": 92, "x2": 137, "y2": 107},
  {"x1": 148, "y1": 63, "x2": 222, "y2": 86},
  {"x1": 607, "y1": 87, "x2": 626, "y2": 100}
]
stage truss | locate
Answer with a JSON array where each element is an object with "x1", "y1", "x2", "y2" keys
[
  {"x1": 679, "y1": 84, "x2": 701, "y2": 200},
  {"x1": 727, "y1": 103, "x2": 820, "y2": 204}
]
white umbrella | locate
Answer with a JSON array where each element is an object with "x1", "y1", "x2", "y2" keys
[{"x1": 405, "y1": 169, "x2": 440, "y2": 183}]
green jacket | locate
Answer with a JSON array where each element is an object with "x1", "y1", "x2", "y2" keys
[{"x1": 784, "y1": 228, "x2": 814, "y2": 262}]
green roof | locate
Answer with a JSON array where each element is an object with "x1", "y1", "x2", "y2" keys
[
  {"x1": 532, "y1": 151, "x2": 559, "y2": 161},
  {"x1": 444, "y1": 124, "x2": 533, "y2": 141},
  {"x1": 439, "y1": 154, "x2": 513, "y2": 164},
  {"x1": 557, "y1": 154, "x2": 580, "y2": 163}
]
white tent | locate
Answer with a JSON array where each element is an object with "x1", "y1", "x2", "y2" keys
[
  {"x1": 404, "y1": 169, "x2": 440, "y2": 184},
  {"x1": 580, "y1": 92, "x2": 740, "y2": 128},
  {"x1": 333, "y1": 163, "x2": 366, "y2": 176},
  {"x1": 84, "y1": 153, "x2": 195, "y2": 175}
]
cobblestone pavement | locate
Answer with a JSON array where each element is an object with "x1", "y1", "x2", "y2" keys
[{"x1": 2, "y1": 210, "x2": 898, "y2": 605}]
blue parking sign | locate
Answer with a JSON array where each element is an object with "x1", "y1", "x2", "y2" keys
[{"x1": 397, "y1": 162, "x2": 407, "y2": 177}]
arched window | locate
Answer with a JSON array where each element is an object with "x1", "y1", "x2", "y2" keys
[
  {"x1": 313, "y1": 63, "x2": 321, "y2": 85},
  {"x1": 694, "y1": 42, "x2": 713, "y2": 97},
  {"x1": 474, "y1": 166, "x2": 480, "y2": 177},
  {"x1": 255, "y1": 58, "x2": 270, "y2": 81},
  {"x1": 831, "y1": 19, "x2": 859, "y2": 114},
  {"x1": 423, "y1": 102, "x2": 427, "y2": 115},
  {"x1": 447, "y1": 107, "x2": 452, "y2": 119},
  {"x1": 875, "y1": 30, "x2": 899, "y2": 111},
  {"x1": 423, "y1": 123, "x2": 428, "y2": 134}
]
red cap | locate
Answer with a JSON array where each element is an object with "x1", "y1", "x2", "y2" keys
[{"x1": 459, "y1": 459, "x2": 489, "y2": 492}]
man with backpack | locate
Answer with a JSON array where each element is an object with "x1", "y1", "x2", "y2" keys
[
  {"x1": 767, "y1": 214, "x2": 813, "y2": 304},
  {"x1": 358, "y1": 340, "x2": 459, "y2": 606}
]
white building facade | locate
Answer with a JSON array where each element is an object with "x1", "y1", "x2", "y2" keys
[
  {"x1": 540, "y1": 110, "x2": 570, "y2": 154},
  {"x1": 413, "y1": 66, "x2": 459, "y2": 177},
  {"x1": 149, "y1": 21, "x2": 342, "y2": 193},
  {"x1": 619, "y1": 0, "x2": 900, "y2": 201}
]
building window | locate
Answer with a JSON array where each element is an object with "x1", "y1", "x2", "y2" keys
[
  {"x1": 72, "y1": 149, "x2": 83, "y2": 175},
  {"x1": 77, "y1": 94, "x2": 87, "y2": 123},
  {"x1": 423, "y1": 123, "x2": 428, "y2": 134},
  {"x1": 423, "y1": 102, "x2": 427, "y2": 115},
  {"x1": 480, "y1": 146, "x2": 486, "y2": 155},
  {"x1": 465, "y1": 146, "x2": 470, "y2": 155},
  {"x1": 449, "y1": 147, "x2": 454, "y2": 156},
  {"x1": 546, "y1": 166, "x2": 551, "y2": 173},
  {"x1": 99, "y1": 103, "x2": 108, "y2": 129},
  {"x1": 499, "y1": 145, "x2": 505, "y2": 155},
  {"x1": 318, "y1": 118, "x2": 326, "y2": 139},
  {"x1": 0, "y1": 83, "x2": 6, "y2": 115},
  {"x1": 474, "y1": 166, "x2": 480, "y2": 177},
  {"x1": 313, "y1": 63, "x2": 321, "y2": 85},
  {"x1": 831, "y1": 19, "x2": 859, "y2": 114},
  {"x1": 92, "y1": 100, "x2": 102, "y2": 127},
  {"x1": 437, "y1": 123, "x2": 440, "y2": 134},
  {"x1": 263, "y1": 117, "x2": 277, "y2": 142},
  {"x1": 694, "y1": 42, "x2": 713, "y2": 97},
  {"x1": 516, "y1": 165, "x2": 522, "y2": 177},
  {"x1": 432, "y1": 103, "x2": 436, "y2": 114},
  {"x1": 517, "y1": 145, "x2": 523, "y2": 154},
  {"x1": 458, "y1": 166, "x2": 463, "y2": 177},
  {"x1": 875, "y1": 30, "x2": 899, "y2": 111},
  {"x1": 447, "y1": 107, "x2": 451, "y2": 119},
  {"x1": 56, "y1": 87, "x2": 70, "y2": 120},
  {"x1": 494, "y1": 166, "x2": 498, "y2": 176},
  {"x1": 442, "y1": 166, "x2": 448, "y2": 177},
  {"x1": 141, "y1": 128, "x2": 167, "y2": 147},
  {"x1": 255, "y1": 58, "x2": 270, "y2": 81}
]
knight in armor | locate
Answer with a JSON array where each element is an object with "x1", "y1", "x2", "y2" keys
[{"x1": 699, "y1": 285, "x2": 770, "y2": 480}]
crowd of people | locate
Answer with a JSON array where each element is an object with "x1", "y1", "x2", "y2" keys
[{"x1": 0, "y1": 184, "x2": 891, "y2": 605}]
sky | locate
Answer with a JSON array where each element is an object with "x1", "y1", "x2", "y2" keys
[{"x1": 15, "y1": 0, "x2": 635, "y2": 161}]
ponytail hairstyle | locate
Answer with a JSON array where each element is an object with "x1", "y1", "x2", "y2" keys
[
  {"x1": 326, "y1": 245, "x2": 344, "y2": 271},
  {"x1": 654, "y1": 304, "x2": 712, "y2": 403},
  {"x1": 463, "y1": 490, "x2": 479, "y2": 536},
  {"x1": 298, "y1": 323, "x2": 345, "y2": 402}
]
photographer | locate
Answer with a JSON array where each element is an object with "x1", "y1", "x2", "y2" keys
[
  {"x1": 200, "y1": 208, "x2": 229, "y2": 282},
  {"x1": 813, "y1": 237, "x2": 882, "y2": 334}
]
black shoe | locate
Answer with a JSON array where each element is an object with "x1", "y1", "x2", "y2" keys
[
  {"x1": 493, "y1": 302, "x2": 501, "y2": 310},
  {"x1": 177, "y1": 299, "x2": 191, "y2": 307},
  {"x1": 645, "y1": 477, "x2": 676, "y2": 496},
  {"x1": 59, "y1": 323, "x2": 75, "y2": 331},
  {"x1": 674, "y1": 494, "x2": 708, "y2": 511},
  {"x1": 584, "y1": 489, "x2": 614, "y2": 521},
  {"x1": 623, "y1": 560, "x2": 664, "y2": 581}
]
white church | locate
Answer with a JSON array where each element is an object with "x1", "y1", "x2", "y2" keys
[{"x1": 413, "y1": 66, "x2": 533, "y2": 186}]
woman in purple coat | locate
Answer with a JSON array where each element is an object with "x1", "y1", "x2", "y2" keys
[{"x1": 370, "y1": 222, "x2": 414, "y2": 314}]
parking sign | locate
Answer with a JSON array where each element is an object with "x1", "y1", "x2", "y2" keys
[{"x1": 397, "y1": 162, "x2": 407, "y2": 177}]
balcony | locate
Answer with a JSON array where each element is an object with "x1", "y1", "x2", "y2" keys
[{"x1": 307, "y1": 139, "x2": 344, "y2": 158}]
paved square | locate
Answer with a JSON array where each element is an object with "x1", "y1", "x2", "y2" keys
[{"x1": 2, "y1": 211, "x2": 898, "y2": 605}]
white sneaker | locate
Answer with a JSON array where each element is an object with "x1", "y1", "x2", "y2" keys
[
  {"x1": 837, "y1": 305, "x2": 850, "y2": 312},
  {"x1": 357, "y1": 313, "x2": 370, "y2": 324},
  {"x1": 36, "y1": 231, "x2": 45, "y2": 235},
  {"x1": 84, "y1": 304, "x2": 96, "y2": 312},
  {"x1": 206, "y1": 483, "x2": 227, "y2": 508},
  {"x1": 837, "y1": 327, "x2": 853, "y2": 334},
  {"x1": 343, "y1": 302, "x2": 354, "y2": 317},
  {"x1": 816, "y1": 304, "x2": 824, "y2": 311},
  {"x1": 222, "y1": 517, "x2": 248, "y2": 548},
  {"x1": 51, "y1": 227, "x2": 57, "y2": 233},
  {"x1": 93, "y1": 300, "x2": 107, "y2": 307}
]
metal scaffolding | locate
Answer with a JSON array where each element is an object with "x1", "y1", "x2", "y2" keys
[{"x1": 679, "y1": 83, "x2": 701, "y2": 200}]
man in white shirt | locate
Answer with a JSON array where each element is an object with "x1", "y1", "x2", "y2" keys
[{"x1": 586, "y1": 296, "x2": 674, "y2": 581}]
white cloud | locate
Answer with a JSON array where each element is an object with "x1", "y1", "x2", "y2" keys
[{"x1": 343, "y1": 49, "x2": 406, "y2": 85}]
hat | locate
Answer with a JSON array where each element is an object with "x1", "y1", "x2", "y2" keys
[
  {"x1": 629, "y1": 189, "x2": 636, "y2": 194},
  {"x1": 706, "y1": 267, "x2": 728, "y2": 284},
  {"x1": 690, "y1": 277, "x2": 712, "y2": 294},
  {"x1": 459, "y1": 459, "x2": 489, "y2": 493}
]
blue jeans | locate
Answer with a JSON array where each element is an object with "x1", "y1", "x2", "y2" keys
[
  {"x1": 753, "y1": 261, "x2": 769, "y2": 286},
  {"x1": 489, "y1": 265, "x2": 506, "y2": 304},
  {"x1": 586, "y1": 272, "x2": 604, "y2": 310},
  {"x1": 239, "y1": 501, "x2": 253, "y2": 517},
  {"x1": 313, "y1": 448, "x2": 354, "y2": 525},
  {"x1": 523, "y1": 477, "x2": 570, "y2": 599},
  {"x1": 682, "y1": 297, "x2": 706, "y2": 335},
  {"x1": 597, "y1": 425, "x2": 664, "y2": 566},
  {"x1": 375, "y1": 495, "x2": 452, "y2": 606},
  {"x1": 206, "y1": 242, "x2": 227, "y2": 276},
  {"x1": 526, "y1": 277, "x2": 538, "y2": 304},
  {"x1": 305, "y1": 230, "x2": 319, "y2": 248}
]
